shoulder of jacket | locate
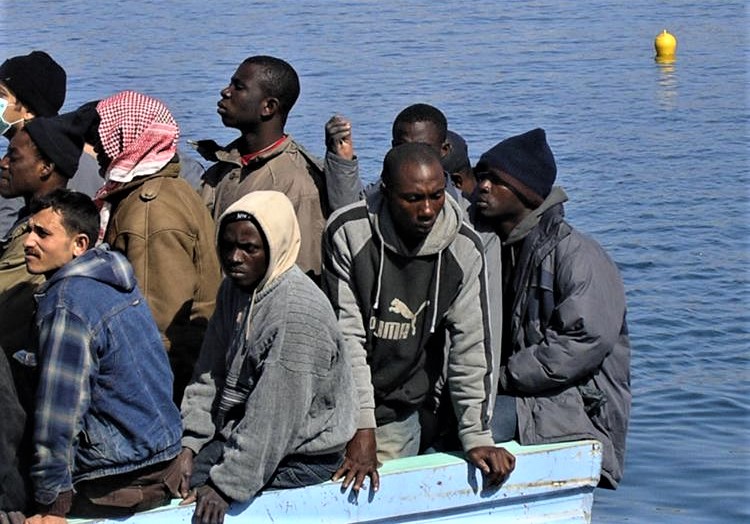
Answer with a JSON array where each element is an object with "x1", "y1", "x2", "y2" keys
[
  {"x1": 326, "y1": 201, "x2": 369, "y2": 236},
  {"x1": 137, "y1": 176, "x2": 165, "y2": 201},
  {"x1": 287, "y1": 138, "x2": 324, "y2": 174}
]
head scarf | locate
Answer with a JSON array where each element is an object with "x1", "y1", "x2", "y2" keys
[{"x1": 92, "y1": 90, "x2": 179, "y2": 241}]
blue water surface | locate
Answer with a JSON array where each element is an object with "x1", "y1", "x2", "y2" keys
[{"x1": 2, "y1": 1, "x2": 748, "y2": 522}]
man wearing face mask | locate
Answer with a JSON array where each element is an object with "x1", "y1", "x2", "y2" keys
[{"x1": 0, "y1": 50, "x2": 102, "y2": 236}]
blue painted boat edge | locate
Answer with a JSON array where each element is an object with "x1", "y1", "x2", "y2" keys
[{"x1": 70, "y1": 439, "x2": 602, "y2": 523}]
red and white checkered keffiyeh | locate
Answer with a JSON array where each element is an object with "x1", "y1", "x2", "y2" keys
[{"x1": 93, "y1": 90, "x2": 179, "y2": 242}]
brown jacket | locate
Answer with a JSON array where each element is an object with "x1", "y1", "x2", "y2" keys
[
  {"x1": 104, "y1": 161, "x2": 221, "y2": 402},
  {"x1": 199, "y1": 136, "x2": 328, "y2": 279},
  {"x1": 0, "y1": 216, "x2": 43, "y2": 356}
]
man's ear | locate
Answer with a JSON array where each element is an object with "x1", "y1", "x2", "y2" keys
[
  {"x1": 262, "y1": 97, "x2": 280, "y2": 118},
  {"x1": 440, "y1": 140, "x2": 451, "y2": 159},
  {"x1": 450, "y1": 172, "x2": 464, "y2": 191},
  {"x1": 40, "y1": 160, "x2": 55, "y2": 179},
  {"x1": 72, "y1": 233, "x2": 90, "y2": 258}
]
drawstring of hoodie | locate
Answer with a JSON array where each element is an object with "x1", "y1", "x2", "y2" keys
[
  {"x1": 371, "y1": 237, "x2": 444, "y2": 335},
  {"x1": 429, "y1": 250, "x2": 442, "y2": 333},
  {"x1": 216, "y1": 288, "x2": 258, "y2": 428},
  {"x1": 372, "y1": 240, "x2": 385, "y2": 309}
]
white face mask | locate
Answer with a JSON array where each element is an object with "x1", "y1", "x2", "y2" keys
[{"x1": 0, "y1": 98, "x2": 24, "y2": 136}]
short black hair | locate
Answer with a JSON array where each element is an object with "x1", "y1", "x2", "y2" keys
[
  {"x1": 392, "y1": 103, "x2": 448, "y2": 144},
  {"x1": 242, "y1": 56, "x2": 300, "y2": 119},
  {"x1": 29, "y1": 188, "x2": 100, "y2": 247},
  {"x1": 382, "y1": 142, "x2": 442, "y2": 188}
]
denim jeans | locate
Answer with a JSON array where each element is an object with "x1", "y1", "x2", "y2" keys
[{"x1": 191, "y1": 439, "x2": 344, "y2": 491}]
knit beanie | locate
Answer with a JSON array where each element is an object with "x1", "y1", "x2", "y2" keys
[
  {"x1": 476, "y1": 128, "x2": 557, "y2": 205},
  {"x1": 0, "y1": 51, "x2": 66, "y2": 117},
  {"x1": 24, "y1": 113, "x2": 83, "y2": 179},
  {"x1": 441, "y1": 130, "x2": 470, "y2": 173}
]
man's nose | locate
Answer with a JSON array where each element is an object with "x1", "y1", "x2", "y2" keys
[{"x1": 419, "y1": 200, "x2": 435, "y2": 218}]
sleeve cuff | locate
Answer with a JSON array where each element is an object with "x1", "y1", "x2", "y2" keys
[
  {"x1": 37, "y1": 489, "x2": 73, "y2": 517},
  {"x1": 358, "y1": 408, "x2": 377, "y2": 429},
  {"x1": 460, "y1": 429, "x2": 496, "y2": 452}
]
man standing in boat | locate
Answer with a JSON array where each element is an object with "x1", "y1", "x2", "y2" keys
[
  {"x1": 472, "y1": 128, "x2": 631, "y2": 488},
  {"x1": 178, "y1": 191, "x2": 357, "y2": 524},
  {"x1": 21, "y1": 189, "x2": 183, "y2": 521},
  {"x1": 322, "y1": 142, "x2": 515, "y2": 494},
  {"x1": 196, "y1": 55, "x2": 328, "y2": 281},
  {"x1": 323, "y1": 103, "x2": 463, "y2": 210}
]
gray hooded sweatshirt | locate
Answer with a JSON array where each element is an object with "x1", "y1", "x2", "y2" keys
[
  {"x1": 181, "y1": 191, "x2": 357, "y2": 502},
  {"x1": 323, "y1": 190, "x2": 496, "y2": 452}
]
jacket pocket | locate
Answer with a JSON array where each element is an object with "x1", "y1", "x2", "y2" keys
[{"x1": 530, "y1": 389, "x2": 596, "y2": 441}]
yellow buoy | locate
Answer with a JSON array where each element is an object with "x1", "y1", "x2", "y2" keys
[{"x1": 655, "y1": 29, "x2": 677, "y2": 61}]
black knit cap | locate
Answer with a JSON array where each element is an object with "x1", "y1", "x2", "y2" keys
[
  {"x1": 441, "y1": 130, "x2": 470, "y2": 174},
  {"x1": 476, "y1": 128, "x2": 557, "y2": 205},
  {"x1": 0, "y1": 51, "x2": 66, "y2": 117},
  {"x1": 24, "y1": 113, "x2": 84, "y2": 179}
]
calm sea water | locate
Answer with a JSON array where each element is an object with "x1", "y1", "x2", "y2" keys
[{"x1": 3, "y1": 1, "x2": 748, "y2": 522}]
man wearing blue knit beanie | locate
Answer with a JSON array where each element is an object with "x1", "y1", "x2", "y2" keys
[{"x1": 473, "y1": 127, "x2": 632, "y2": 489}]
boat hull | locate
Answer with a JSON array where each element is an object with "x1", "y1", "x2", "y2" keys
[{"x1": 72, "y1": 439, "x2": 601, "y2": 523}]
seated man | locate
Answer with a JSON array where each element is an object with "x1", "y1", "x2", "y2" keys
[
  {"x1": 22, "y1": 189, "x2": 183, "y2": 520},
  {"x1": 0, "y1": 114, "x2": 80, "y2": 369},
  {"x1": 0, "y1": 50, "x2": 103, "y2": 235},
  {"x1": 473, "y1": 128, "x2": 631, "y2": 488},
  {"x1": 0, "y1": 348, "x2": 27, "y2": 520},
  {"x1": 179, "y1": 191, "x2": 357, "y2": 524},
  {"x1": 322, "y1": 142, "x2": 515, "y2": 495}
]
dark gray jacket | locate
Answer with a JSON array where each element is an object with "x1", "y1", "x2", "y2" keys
[{"x1": 498, "y1": 187, "x2": 631, "y2": 488}]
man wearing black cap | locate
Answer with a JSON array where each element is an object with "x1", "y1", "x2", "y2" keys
[
  {"x1": 0, "y1": 115, "x2": 82, "y2": 460},
  {"x1": 473, "y1": 128, "x2": 632, "y2": 489},
  {"x1": 0, "y1": 50, "x2": 102, "y2": 236}
]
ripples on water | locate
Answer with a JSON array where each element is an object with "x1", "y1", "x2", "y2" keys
[{"x1": 3, "y1": 1, "x2": 749, "y2": 522}]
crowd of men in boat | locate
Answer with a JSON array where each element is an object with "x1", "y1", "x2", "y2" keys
[{"x1": 0, "y1": 50, "x2": 631, "y2": 524}]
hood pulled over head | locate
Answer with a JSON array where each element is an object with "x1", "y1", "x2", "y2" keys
[{"x1": 217, "y1": 191, "x2": 300, "y2": 291}]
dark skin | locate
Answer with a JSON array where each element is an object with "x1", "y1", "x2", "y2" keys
[
  {"x1": 333, "y1": 158, "x2": 447, "y2": 494},
  {"x1": 0, "y1": 512, "x2": 24, "y2": 524},
  {"x1": 474, "y1": 167, "x2": 532, "y2": 240},
  {"x1": 179, "y1": 220, "x2": 269, "y2": 523},
  {"x1": 449, "y1": 166, "x2": 478, "y2": 200},
  {"x1": 391, "y1": 120, "x2": 450, "y2": 158},
  {"x1": 325, "y1": 115, "x2": 355, "y2": 160},
  {"x1": 334, "y1": 154, "x2": 517, "y2": 493},
  {"x1": 217, "y1": 62, "x2": 285, "y2": 155}
]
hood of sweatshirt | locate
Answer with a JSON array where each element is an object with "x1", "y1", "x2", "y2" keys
[
  {"x1": 38, "y1": 244, "x2": 136, "y2": 294},
  {"x1": 505, "y1": 186, "x2": 568, "y2": 245},
  {"x1": 217, "y1": 190, "x2": 301, "y2": 293},
  {"x1": 365, "y1": 187, "x2": 464, "y2": 257}
]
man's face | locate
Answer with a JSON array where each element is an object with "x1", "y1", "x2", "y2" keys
[
  {"x1": 474, "y1": 167, "x2": 526, "y2": 220},
  {"x1": 392, "y1": 121, "x2": 449, "y2": 158},
  {"x1": 385, "y1": 159, "x2": 446, "y2": 247},
  {"x1": 0, "y1": 81, "x2": 29, "y2": 127},
  {"x1": 219, "y1": 219, "x2": 269, "y2": 293},
  {"x1": 217, "y1": 62, "x2": 268, "y2": 130},
  {"x1": 24, "y1": 207, "x2": 85, "y2": 276},
  {"x1": 0, "y1": 129, "x2": 46, "y2": 199}
]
